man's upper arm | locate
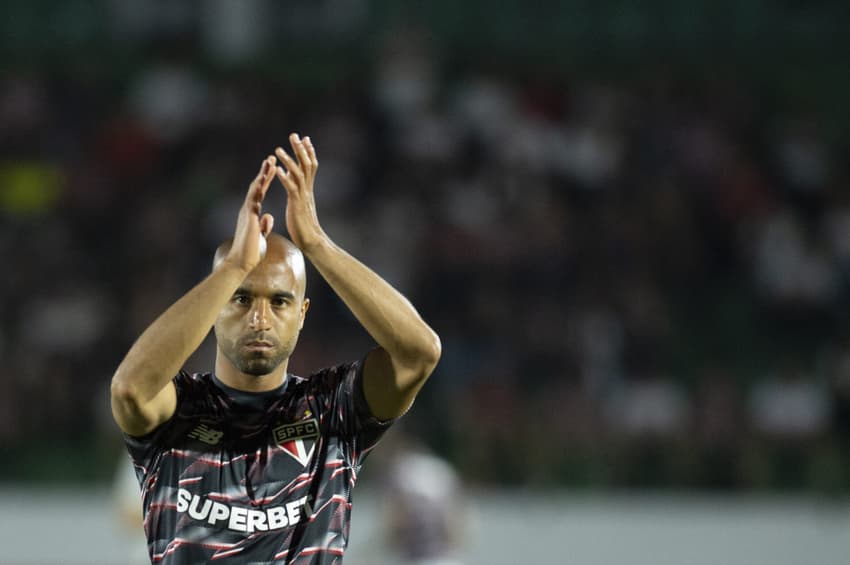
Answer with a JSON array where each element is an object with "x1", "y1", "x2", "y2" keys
[
  {"x1": 111, "y1": 380, "x2": 178, "y2": 438},
  {"x1": 361, "y1": 347, "x2": 436, "y2": 421}
]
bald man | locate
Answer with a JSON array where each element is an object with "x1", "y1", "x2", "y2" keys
[{"x1": 111, "y1": 133, "x2": 441, "y2": 564}]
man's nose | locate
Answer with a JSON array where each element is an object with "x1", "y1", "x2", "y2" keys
[{"x1": 249, "y1": 300, "x2": 272, "y2": 331}]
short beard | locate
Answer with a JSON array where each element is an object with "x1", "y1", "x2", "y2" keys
[
  {"x1": 216, "y1": 330, "x2": 300, "y2": 378},
  {"x1": 225, "y1": 346, "x2": 288, "y2": 377}
]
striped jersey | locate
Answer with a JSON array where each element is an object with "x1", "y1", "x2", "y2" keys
[{"x1": 124, "y1": 359, "x2": 393, "y2": 564}]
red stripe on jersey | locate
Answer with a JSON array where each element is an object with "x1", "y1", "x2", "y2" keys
[{"x1": 211, "y1": 547, "x2": 244, "y2": 560}]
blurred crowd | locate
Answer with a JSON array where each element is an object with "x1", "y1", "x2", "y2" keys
[{"x1": 2, "y1": 12, "x2": 850, "y2": 491}]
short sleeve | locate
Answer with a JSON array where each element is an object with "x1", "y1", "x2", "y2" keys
[
  {"x1": 312, "y1": 357, "x2": 397, "y2": 467},
  {"x1": 122, "y1": 371, "x2": 196, "y2": 480}
]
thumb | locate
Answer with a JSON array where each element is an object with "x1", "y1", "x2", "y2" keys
[{"x1": 260, "y1": 213, "x2": 274, "y2": 237}]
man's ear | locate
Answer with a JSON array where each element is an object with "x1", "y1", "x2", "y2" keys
[{"x1": 299, "y1": 298, "x2": 310, "y2": 330}]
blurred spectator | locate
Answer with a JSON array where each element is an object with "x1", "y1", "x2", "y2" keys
[
  {"x1": 379, "y1": 436, "x2": 466, "y2": 565},
  {"x1": 749, "y1": 363, "x2": 831, "y2": 440},
  {"x1": 127, "y1": 53, "x2": 209, "y2": 144},
  {"x1": 752, "y1": 206, "x2": 840, "y2": 310},
  {"x1": 606, "y1": 373, "x2": 691, "y2": 441},
  {"x1": 747, "y1": 360, "x2": 832, "y2": 488}
]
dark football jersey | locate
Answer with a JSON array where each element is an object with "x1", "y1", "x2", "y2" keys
[{"x1": 124, "y1": 359, "x2": 393, "y2": 564}]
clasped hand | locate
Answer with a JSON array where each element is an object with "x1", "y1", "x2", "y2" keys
[{"x1": 225, "y1": 133, "x2": 324, "y2": 272}]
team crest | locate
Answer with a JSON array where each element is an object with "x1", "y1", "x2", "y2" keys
[{"x1": 273, "y1": 418, "x2": 319, "y2": 466}]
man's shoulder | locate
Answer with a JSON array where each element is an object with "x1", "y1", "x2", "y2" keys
[
  {"x1": 295, "y1": 361, "x2": 361, "y2": 389},
  {"x1": 178, "y1": 370, "x2": 213, "y2": 381},
  {"x1": 175, "y1": 370, "x2": 215, "y2": 389},
  {"x1": 172, "y1": 371, "x2": 221, "y2": 409}
]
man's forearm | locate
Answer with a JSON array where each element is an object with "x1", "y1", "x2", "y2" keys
[
  {"x1": 112, "y1": 262, "x2": 248, "y2": 403},
  {"x1": 303, "y1": 237, "x2": 441, "y2": 376},
  {"x1": 275, "y1": 132, "x2": 439, "y2": 418}
]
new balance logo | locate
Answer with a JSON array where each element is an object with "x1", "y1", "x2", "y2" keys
[{"x1": 188, "y1": 424, "x2": 224, "y2": 445}]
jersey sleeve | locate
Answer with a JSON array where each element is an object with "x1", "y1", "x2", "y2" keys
[
  {"x1": 311, "y1": 355, "x2": 397, "y2": 467},
  {"x1": 122, "y1": 370, "x2": 198, "y2": 482}
]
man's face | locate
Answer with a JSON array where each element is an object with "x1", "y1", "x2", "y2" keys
[{"x1": 214, "y1": 258, "x2": 309, "y2": 376}]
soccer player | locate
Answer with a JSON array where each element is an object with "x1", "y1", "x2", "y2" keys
[{"x1": 110, "y1": 133, "x2": 441, "y2": 563}]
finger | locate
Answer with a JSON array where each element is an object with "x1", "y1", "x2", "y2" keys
[
  {"x1": 275, "y1": 147, "x2": 304, "y2": 184},
  {"x1": 290, "y1": 133, "x2": 312, "y2": 172},
  {"x1": 248, "y1": 161, "x2": 265, "y2": 192},
  {"x1": 275, "y1": 165, "x2": 298, "y2": 194},
  {"x1": 247, "y1": 157, "x2": 274, "y2": 205},
  {"x1": 260, "y1": 213, "x2": 274, "y2": 236},
  {"x1": 303, "y1": 136, "x2": 318, "y2": 169},
  {"x1": 258, "y1": 155, "x2": 277, "y2": 199}
]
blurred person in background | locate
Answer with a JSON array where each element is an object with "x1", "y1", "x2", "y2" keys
[
  {"x1": 380, "y1": 434, "x2": 466, "y2": 565},
  {"x1": 110, "y1": 133, "x2": 441, "y2": 563}
]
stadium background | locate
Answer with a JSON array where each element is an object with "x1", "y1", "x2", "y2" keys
[{"x1": 1, "y1": 1, "x2": 849, "y2": 562}]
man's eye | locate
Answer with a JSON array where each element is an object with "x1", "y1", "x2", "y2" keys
[
  {"x1": 272, "y1": 298, "x2": 289, "y2": 308},
  {"x1": 234, "y1": 295, "x2": 250, "y2": 305}
]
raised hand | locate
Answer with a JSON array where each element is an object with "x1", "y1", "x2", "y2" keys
[
  {"x1": 275, "y1": 133, "x2": 325, "y2": 251},
  {"x1": 225, "y1": 155, "x2": 277, "y2": 272}
]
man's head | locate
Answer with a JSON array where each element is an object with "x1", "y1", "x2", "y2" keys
[{"x1": 213, "y1": 233, "x2": 309, "y2": 379}]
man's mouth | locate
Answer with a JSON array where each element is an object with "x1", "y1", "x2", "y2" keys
[{"x1": 244, "y1": 340, "x2": 273, "y2": 350}]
